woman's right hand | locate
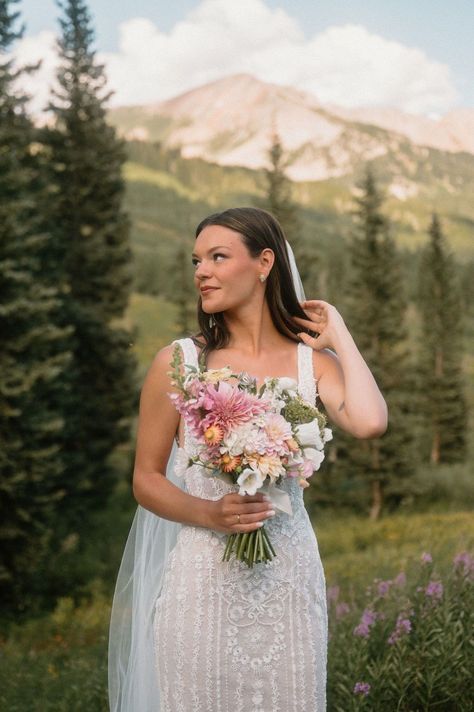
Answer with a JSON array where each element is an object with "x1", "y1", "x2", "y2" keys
[{"x1": 207, "y1": 492, "x2": 276, "y2": 534}]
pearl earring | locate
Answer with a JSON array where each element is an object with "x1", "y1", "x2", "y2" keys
[
  {"x1": 209, "y1": 315, "x2": 216, "y2": 328},
  {"x1": 259, "y1": 274, "x2": 266, "y2": 283}
]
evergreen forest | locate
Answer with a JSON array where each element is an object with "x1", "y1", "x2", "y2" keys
[{"x1": 0, "y1": 1, "x2": 472, "y2": 709}]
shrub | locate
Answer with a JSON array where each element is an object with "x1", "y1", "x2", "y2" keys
[{"x1": 327, "y1": 550, "x2": 474, "y2": 711}]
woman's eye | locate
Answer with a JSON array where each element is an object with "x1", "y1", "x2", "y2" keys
[
  {"x1": 191, "y1": 258, "x2": 199, "y2": 267},
  {"x1": 213, "y1": 253, "x2": 226, "y2": 261}
]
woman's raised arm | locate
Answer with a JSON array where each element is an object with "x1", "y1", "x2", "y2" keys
[{"x1": 293, "y1": 300, "x2": 388, "y2": 439}]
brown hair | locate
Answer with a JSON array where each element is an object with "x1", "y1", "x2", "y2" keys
[{"x1": 193, "y1": 207, "x2": 312, "y2": 359}]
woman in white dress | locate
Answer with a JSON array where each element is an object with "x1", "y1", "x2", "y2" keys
[{"x1": 108, "y1": 207, "x2": 387, "y2": 712}]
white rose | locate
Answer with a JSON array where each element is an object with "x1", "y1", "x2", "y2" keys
[
  {"x1": 236, "y1": 467, "x2": 266, "y2": 496},
  {"x1": 295, "y1": 421, "x2": 323, "y2": 449},
  {"x1": 303, "y1": 447, "x2": 325, "y2": 471}
]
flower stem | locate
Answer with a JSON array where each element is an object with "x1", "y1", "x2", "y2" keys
[{"x1": 221, "y1": 527, "x2": 277, "y2": 567}]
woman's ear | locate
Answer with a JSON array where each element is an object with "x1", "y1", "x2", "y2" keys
[{"x1": 259, "y1": 248, "x2": 275, "y2": 273}]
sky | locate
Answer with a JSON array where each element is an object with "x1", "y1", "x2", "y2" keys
[{"x1": 15, "y1": 0, "x2": 474, "y2": 117}]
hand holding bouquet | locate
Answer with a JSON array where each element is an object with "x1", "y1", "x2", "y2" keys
[{"x1": 169, "y1": 345, "x2": 332, "y2": 568}]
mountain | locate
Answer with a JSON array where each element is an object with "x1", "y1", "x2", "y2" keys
[{"x1": 109, "y1": 73, "x2": 474, "y2": 183}]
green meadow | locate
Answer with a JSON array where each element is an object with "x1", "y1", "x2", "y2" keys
[{"x1": 1, "y1": 506, "x2": 472, "y2": 711}]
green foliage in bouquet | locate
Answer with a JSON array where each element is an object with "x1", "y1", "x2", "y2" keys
[{"x1": 282, "y1": 395, "x2": 327, "y2": 430}]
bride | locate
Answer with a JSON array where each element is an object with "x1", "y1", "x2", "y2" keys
[{"x1": 108, "y1": 207, "x2": 387, "y2": 711}]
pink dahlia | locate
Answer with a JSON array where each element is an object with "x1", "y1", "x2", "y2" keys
[
  {"x1": 263, "y1": 413, "x2": 293, "y2": 452},
  {"x1": 200, "y1": 381, "x2": 268, "y2": 435}
]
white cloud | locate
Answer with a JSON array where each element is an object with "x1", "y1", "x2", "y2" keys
[
  {"x1": 12, "y1": 0, "x2": 458, "y2": 116},
  {"x1": 12, "y1": 30, "x2": 59, "y2": 115}
]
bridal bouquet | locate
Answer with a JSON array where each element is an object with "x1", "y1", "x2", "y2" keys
[{"x1": 168, "y1": 344, "x2": 332, "y2": 568}]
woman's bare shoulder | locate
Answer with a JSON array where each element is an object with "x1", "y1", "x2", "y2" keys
[
  {"x1": 148, "y1": 335, "x2": 208, "y2": 379},
  {"x1": 311, "y1": 346, "x2": 340, "y2": 383}
]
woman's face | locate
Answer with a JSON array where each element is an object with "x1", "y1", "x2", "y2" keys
[{"x1": 193, "y1": 225, "x2": 271, "y2": 314}]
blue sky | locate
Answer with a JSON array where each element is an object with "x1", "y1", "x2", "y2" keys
[{"x1": 17, "y1": 0, "x2": 474, "y2": 112}]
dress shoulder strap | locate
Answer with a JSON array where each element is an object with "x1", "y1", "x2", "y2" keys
[
  {"x1": 173, "y1": 337, "x2": 200, "y2": 370},
  {"x1": 297, "y1": 342, "x2": 318, "y2": 405}
]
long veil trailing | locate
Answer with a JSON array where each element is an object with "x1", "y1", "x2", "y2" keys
[
  {"x1": 108, "y1": 443, "x2": 185, "y2": 711},
  {"x1": 107, "y1": 239, "x2": 306, "y2": 711}
]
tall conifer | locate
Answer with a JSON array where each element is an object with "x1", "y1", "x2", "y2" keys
[
  {"x1": 323, "y1": 168, "x2": 415, "y2": 518},
  {"x1": 261, "y1": 132, "x2": 300, "y2": 240},
  {"x1": 416, "y1": 214, "x2": 467, "y2": 463},
  {"x1": 0, "y1": 0, "x2": 70, "y2": 609},
  {"x1": 42, "y1": 0, "x2": 136, "y2": 537},
  {"x1": 256, "y1": 131, "x2": 319, "y2": 288}
]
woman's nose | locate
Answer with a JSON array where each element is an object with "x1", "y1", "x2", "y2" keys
[{"x1": 195, "y1": 259, "x2": 212, "y2": 280}]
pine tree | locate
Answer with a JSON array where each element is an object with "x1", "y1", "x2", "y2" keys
[
  {"x1": 41, "y1": 0, "x2": 136, "y2": 539},
  {"x1": 416, "y1": 214, "x2": 467, "y2": 463},
  {"x1": 256, "y1": 131, "x2": 318, "y2": 289},
  {"x1": 174, "y1": 235, "x2": 196, "y2": 335},
  {"x1": 261, "y1": 132, "x2": 300, "y2": 239},
  {"x1": 0, "y1": 0, "x2": 70, "y2": 609},
  {"x1": 319, "y1": 168, "x2": 415, "y2": 519}
]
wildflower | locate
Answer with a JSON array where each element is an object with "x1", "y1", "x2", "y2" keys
[
  {"x1": 421, "y1": 552, "x2": 433, "y2": 564},
  {"x1": 377, "y1": 579, "x2": 392, "y2": 597},
  {"x1": 327, "y1": 585, "x2": 340, "y2": 603},
  {"x1": 353, "y1": 608, "x2": 378, "y2": 637},
  {"x1": 394, "y1": 571, "x2": 406, "y2": 587},
  {"x1": 353, "y1": 681, "x2": 371, "y2": 696},
  {"x1": 336, "y1": 602, "x2": 350, "y2": 619},
  {"x1": 388, "y1": 613, "x2": 412, "y2": 644},
  {"x1": 453, "y1": 551, "x2": 474, "y2": 579},
  {"x1": 425, "y1": 580, "x2": 443, "y2": 600}
]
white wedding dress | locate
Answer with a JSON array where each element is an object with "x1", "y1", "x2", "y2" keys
[{"x1": 153, "y1": 337, "x2": 328, "y2": 711}]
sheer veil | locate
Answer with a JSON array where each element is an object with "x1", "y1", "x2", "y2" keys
[
  {"x1": 108, "y1": 445, "x2": 185, "y2": 711},
  {"x1": 107, "y1": 239, "x2": 305, "y2": 711}
]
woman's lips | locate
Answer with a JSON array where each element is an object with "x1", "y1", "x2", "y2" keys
[{"x1": 201, "y1": 287, "x2": 218, "y2": 294}]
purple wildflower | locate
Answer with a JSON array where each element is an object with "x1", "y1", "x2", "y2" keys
[
  {"x1": 336, "y1": 602, "x2": 350, "y2": 619},
  {"x1": 353, "y1": 681, "x2": 371, "y2": 696},
  {"x1": 353, "y1": 608, "x2": 378, "y2": 637},
  {"x1": 327, "y1": 585, "x2": 340, "y2": 603},
  {"x1": 377, "y1": 579, "x2": 392, "y2": 597},
  {"x1": 453, "y1": 551, "x2": 474, "y2": 579},
  {"x1": 394, "y1": 571, "x2": 406, "y2": 587},
  {"x1": 388, "y1": 613, "x2": 412, "y2": 645},
  {"x1": 425, "y1": 580, "x2": 443, "y2": 600},
  {"x1": 421, "y1": 552, "x2": 433, "y2": 564}
]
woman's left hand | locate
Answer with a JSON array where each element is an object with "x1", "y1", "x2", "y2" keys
[{"x1": 293, "y1": 299, "x2": 349, "y2": 351}]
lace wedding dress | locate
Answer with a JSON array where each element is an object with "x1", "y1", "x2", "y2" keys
[{"x1": 153, "y1": 337, "x2": 328, "y2": 711}]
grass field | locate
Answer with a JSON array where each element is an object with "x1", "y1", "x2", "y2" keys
[{"x1": 1, "y1": 508, "x2": 472, "y2": 711}]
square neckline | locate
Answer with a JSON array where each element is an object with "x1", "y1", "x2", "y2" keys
[{"x1": 199, "y1": 340, "x2": 307, "y2": 393}]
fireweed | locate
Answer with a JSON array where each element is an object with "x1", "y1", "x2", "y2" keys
[{"x1": 326, "y1": 551, "x2": 474, "y2": 710}]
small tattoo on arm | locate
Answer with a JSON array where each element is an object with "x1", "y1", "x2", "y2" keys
[{"x1": 338, "y1": 400, "x2": 345, "y2": 412}]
